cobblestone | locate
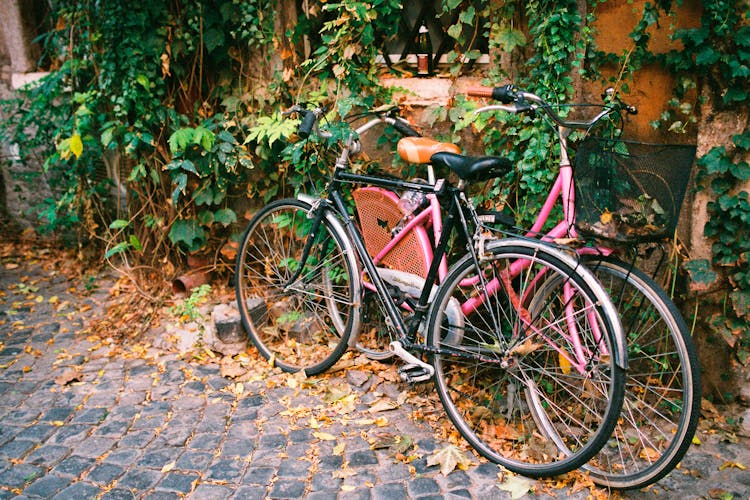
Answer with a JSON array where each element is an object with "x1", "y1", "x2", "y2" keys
[{"x1": 2, "y1": 250, "x2": 749, "y2": 499}]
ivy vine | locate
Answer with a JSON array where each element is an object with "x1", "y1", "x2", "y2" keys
[
  {"x1": 1, "y1": 0, "x2": 747, "y2": 367},
  {"x1": 665, "y1": 1, "x2": 750, "y2": 364}
]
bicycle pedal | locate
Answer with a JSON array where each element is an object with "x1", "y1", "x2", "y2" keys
[{"x1": 398, "y1": 363, "x2": 432, "y2": 383}]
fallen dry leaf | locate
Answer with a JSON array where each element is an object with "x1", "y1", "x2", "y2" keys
[
  {"x1": 55, "y1": 369, "x2": 83, "y2": 386},
  {"x1": 719, "y1": 461, "x2": 747, "y2": 470},
  {"x1": 426, "y1": 445, "x2": 473, "y2": 476},
  {"x1": 496, "y1": 473, "x2": 534, "y2": 499},
  {"x1": 313, "y1": 431, "x2": 337, "y2": 441},
  {"x1": 369, "y1": 398, "x2": 399, "y2": 413}
]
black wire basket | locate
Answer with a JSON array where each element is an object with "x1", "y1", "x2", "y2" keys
[{"x1": 574, "y1": 138, "x2": 697, "y2": 242}]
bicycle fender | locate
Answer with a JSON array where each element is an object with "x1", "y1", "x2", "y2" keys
[
  {"x1": 297, "y1": 194, "x2": 363, "y2": 348},
  {"x1": 486, "y1": 238, "x2": 628, "y2": 370}
]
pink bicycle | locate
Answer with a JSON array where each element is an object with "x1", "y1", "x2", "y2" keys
[{"x1": 357, "y1": 84, "x2": 699, "y2": 489}]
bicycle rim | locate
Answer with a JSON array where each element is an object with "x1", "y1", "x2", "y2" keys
[
  {"x1": 427, "y1": 241, "x2": 625, "y2": 477},
  {"x1": 580, "y1": 256, "x2": 701, "y2": 490},
  {"x1": 235, "y1": 199, "x2": 358, "y2": 374}
]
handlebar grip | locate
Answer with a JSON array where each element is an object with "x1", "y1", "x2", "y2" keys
[
  {"x1": 467, "y1": 84, "x2": 517, "y2": 104},
  {"x1": 392, "y1": 119, "x2": 421, "y2": 137},
  {"x1": 298, "y1": 110, "x2": 317, "y2": 139},
  {"x1": 467, "y1": 86, "x2": 495, "y2": 98}
]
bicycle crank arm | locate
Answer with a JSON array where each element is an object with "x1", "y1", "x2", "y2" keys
[{"x1": 389, "y1": 341, "x2": 434, "y2": 382}]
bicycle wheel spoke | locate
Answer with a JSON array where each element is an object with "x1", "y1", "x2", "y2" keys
[
  {"x1": 235, "y1": 200, "x2": 357, "y2": 374},
  {"x1": 428, "y1": 242, "x2": 624, "y2": 477},
  {"x1": 580, "y1": 257, "x2": 700, "y2": 490}
]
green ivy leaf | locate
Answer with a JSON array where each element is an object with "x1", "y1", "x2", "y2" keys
[
  {"x1": 169, "y1": 128, "x2": 195, "y2": 154},
  {"x1": 193, "y1": 185, "x2": 215, "y2": 206},
  {"x1": 458, "y1": 6, "x2": 475, "y2": 25},
  {"x1": 204, "y1": 27, "x2": 225, "y2": 53},
  {"x1": 136, "y1": 74, "x2": 149, "y2": 89},
  {"x1": 683, "y1": 259, "x2": 719, "y2": 291},
  {"x1": 105, "y1": 241, "x2": 131, "y2": 259},
  {"x1": 733, "y1": 132, "x2": 750, "y2": 150},
  {"x1": 168, "y1": 219, "x2": 206, "y2": 253},
  {"x1": 730, "y1": 161, "x2": 750, "y2": 181},
  {"x1": 197, "y1": 210, "x2": 214, "y2": 226},
  {"x1": 173, "y1": 159, "x2": 197, "y2": 175},
  {"x1": 214, "y1": 208, "x2": 237, "y2": 226},
  {"x1": 171, "y1": 173, "x2": 188, "y2": 205},
  {"x1": 129, "y1": 234, "x2": 143, "y2": 252},
  {"x1": 193, "y1": 126, "x2": 216, "y2": 151},
  {"x1": 447, "y1": 24, "x2": 462, "y2": 40},
  {"x1": 109, "y1": 219, "x2": 129, "y2": 229},
  {"x1": 496, "y1": 28, "x2": 527, "y2": 52}
]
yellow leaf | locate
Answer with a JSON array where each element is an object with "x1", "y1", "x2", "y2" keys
[
  {"x1": 313, "y1": 432, "x2": 337, "y2": 441},
  {"x1": 558, "y1": 352, "x2": 572, "y2": 375},
  {"x1": 639, "y1": 447, "x2": 660, "y2": 461},
  {"x1": 161, "y1": 461, "x2": 176, "y2": 473},
  {"x1": 333, "y1": 442, "x2": 346, "y2": 456},
  {"x1": 719, "y1": 461, "x2": 747, "y2": 470},
  {"x1": 52, "y1": 421, "x2": 65, "y2": 427},
  {"x1": 692, "y1": 436, "x2": 701, "y2": 445},
  {"x1": 374, "y1": 416, "x2": 388, "y2": 427},
  {"x1": 70, "y1": 134, "x2": 83, "y2": 159},
  {"x1": 600, "y1": 210, "x2": 613, "y2": 224},
  {"x1": 340, "y1": 485, "x2": 356, "y2": 492}
]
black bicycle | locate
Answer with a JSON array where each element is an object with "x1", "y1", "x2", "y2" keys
[{"x1": 235, "y1": 104, "x2": 627, "y2": 477}]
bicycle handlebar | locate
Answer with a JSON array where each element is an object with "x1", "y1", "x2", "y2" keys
[
  {"x1": 284, "y1": 104, "x2": 420, "y2": 140},
  {"x1": 467, "y1": 84, "x2": 637, "y2": 130}
]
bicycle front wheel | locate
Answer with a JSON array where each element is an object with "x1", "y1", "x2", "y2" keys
[
  {"x1": 235, "y1": 198, "x2": 359, "y2": 375},
  {"x1": 427, "y1": 240, "x2": 625, "y2": 477},
  {"x1": 580, "y1": 256, "x2": 701, "y2": 490}
]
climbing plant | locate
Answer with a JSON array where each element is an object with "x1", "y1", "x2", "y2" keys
[
  {"x1": 1, "y1": 0, "x2": 748, "y2": 366},
  {"x1": 664, "y1": 1, "x2": 750, "y2": 365}
]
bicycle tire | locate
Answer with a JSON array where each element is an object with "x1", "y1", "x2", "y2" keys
[
  {"x1": 578, "y1": 256, "x2": 701, "y2": 489},
  {"x1": 427, "y1": 239, "x2": 626, "y2": 477},
  {"x1": 235, "y1": 198, "x2": 359, "y2": 375}
]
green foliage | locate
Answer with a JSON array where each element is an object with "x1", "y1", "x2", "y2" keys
[
  {"x1": 664, "y1": 1, "x2": 750, "y2": 363},
  {"x1": 0, "y1": 0, "x2": 282, "y2": 275},
  {"x1": 448, "y1": 0, "x2": 589, "y2": 228},
  {"x1": 301, "y1": 0, "x2": 401, "y2": 116},
  {"x1": 2, "y1": 0, "x2": 748, "y2": 364},
  {"x1": 169, "y1": 283, "x2": 212, "y2": 323}
]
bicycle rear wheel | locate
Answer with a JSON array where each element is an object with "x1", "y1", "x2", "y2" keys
[
  {"x1": 235, "y1": 198, "x2": 359, "y2": 375},
  {"x1": 427, "y1": 239, "x2": 625, "y2": 477},
  {"x1": 579, "y1": 256, "x2": 701, "y2": 490}
]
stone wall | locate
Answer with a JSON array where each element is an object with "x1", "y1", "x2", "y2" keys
[{"x1": 0, "y1": 0, "x2": 52, "y2": 231}]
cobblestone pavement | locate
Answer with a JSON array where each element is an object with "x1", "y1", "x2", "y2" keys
[{"x1": 1, "y1": 244, "x2": 749, "y2": 499}]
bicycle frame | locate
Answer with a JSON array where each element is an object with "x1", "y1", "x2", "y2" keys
[{"x1": 294, "y1": 128, "x2": 624, "y2": 376}]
